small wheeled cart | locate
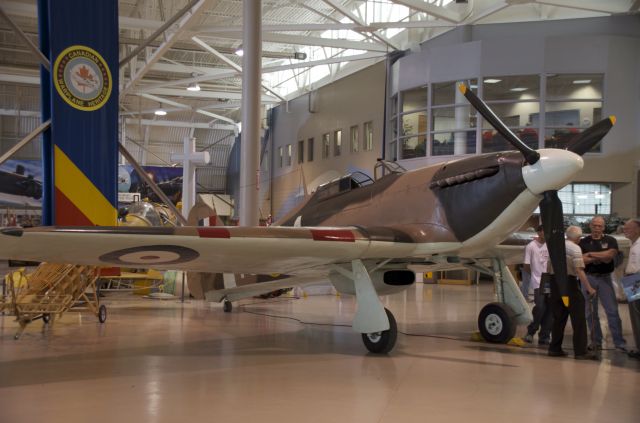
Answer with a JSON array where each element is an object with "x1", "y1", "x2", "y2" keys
[{"x1": 1, "y1": 263, "x2": 106, "y2": 339}]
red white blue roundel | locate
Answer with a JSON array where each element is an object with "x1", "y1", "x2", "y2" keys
[{"x1": 99, "y1": 245, "x2": 199, "y2": 265}]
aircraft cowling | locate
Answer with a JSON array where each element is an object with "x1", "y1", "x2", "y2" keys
[{"x1": 329, "y1": 264, "x2": 415, "y2": 296}]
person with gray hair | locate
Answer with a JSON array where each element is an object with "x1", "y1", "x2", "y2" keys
[
  {"x1": 622, "y1": 218, "x2": 640, "y2": 359},
  {"x1": 548, "y1": 225, "x2": 598, "y2": 360},
  {"x1": 579, "y1": 216, "x2": 627, "y2": 352}
]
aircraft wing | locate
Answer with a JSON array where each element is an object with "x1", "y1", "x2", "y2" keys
[{"x1": 0, "y1": 225, "x2": 457, "y2": 276}]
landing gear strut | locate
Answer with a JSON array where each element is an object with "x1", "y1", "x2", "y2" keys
[{"x1": 362, "y1": 308, "x2": 397, "y2": 354}]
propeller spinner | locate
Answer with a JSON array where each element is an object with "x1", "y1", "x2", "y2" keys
[{"x1": 458, "y1": 83, "x2": 616, "y2": 307}]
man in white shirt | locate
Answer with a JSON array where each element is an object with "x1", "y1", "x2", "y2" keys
[
  {"x1": 523, "y1": 225, "x2": 551, "y2": 345},
  {"x1": 622, "y1": 218, "x2": 640, "y2": 359}
]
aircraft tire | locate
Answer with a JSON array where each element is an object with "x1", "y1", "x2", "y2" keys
[
  {"x1": 223, "y1": 300, "x2": 233, "y2": 313},
  {"x1": 361, "y1": 308, "x2": 397, "y2": 354},
  {"x1": 98, "y1": 305, "x2": 107, "y2": 323},
  {"x1": 478, "y1": 302, "x2": 516, "y2": 343}
]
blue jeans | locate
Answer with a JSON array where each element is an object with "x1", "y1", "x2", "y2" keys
[
  {"x1": 521, "y1": 269, "x2": 531, "y2": 298},
  {"x1": 583, "y1": 273, "x2": 627, "y2": 348},
  {"x1": 527, "y1": 288, "x2": 552, "y2": 341}
]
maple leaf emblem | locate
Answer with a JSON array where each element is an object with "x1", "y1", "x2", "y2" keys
[{"x1": 76, "y1": 65, "x2": 95, "y2": 82}]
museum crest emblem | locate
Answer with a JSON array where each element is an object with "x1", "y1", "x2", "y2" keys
[{"x1": 53, "y1": 45, "x2": 112, "y2": 112}]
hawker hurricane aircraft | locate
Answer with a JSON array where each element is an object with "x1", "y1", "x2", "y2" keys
[{"x1": 0, "y1": 85, "x2": 615, "y2": 354}]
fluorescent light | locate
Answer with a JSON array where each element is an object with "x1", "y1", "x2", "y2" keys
[
  {"x1": 469, "y1": 84, "x2": 478, "y2": 89},
  {"x1": 510, "y1": 87, "x2": 527, "y2": 92},
  {"x1": 154, "y1": 109, "x2": 167, "y2": 116},
  {"x1": 235, "y1": 46, "x2": 244, "y2": 57},
  {"x1": 576, "y1": 195, "x2": 588, "y2": 199},
  {"x1": 573, "y1": 79, "x2": 591, "y2": 84},
  {"x1": 187, "y1": 82, "x2": 201, "y2": 91},
  {"x1": 484, "y1": 78, "x2": 502, "y2": 84}
]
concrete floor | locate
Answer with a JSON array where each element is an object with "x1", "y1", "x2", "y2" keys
[{"x1": 0, "y1": 281, "x2": 638, "y2": 423}]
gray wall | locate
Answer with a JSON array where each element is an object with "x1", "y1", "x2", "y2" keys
[
  {"x1": 269, "y1": 62, "x2": 386, "y2": 218},
  {"x1": 390, "y1": 15, "x2": 640, "y2": 218}
]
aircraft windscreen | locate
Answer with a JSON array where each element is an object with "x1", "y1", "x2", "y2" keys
[
  {"x1": 127, "y1": 202, "x2": 162, "y2": 226},
  {"x1": 350, "y1": 171, "x2": 374, "y2": 187}
]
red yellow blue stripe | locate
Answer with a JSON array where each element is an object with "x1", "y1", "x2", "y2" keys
[{"x1": 54, "y1": 145, "x2": 116, "y2": 226}]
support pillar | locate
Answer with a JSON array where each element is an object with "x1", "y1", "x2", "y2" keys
[
  {"x1": 239, "y1": 0, "x2": 261, "y2": 226},
  {"x1": 454, "y1": 81, "x2": 469, "y2": 155}
]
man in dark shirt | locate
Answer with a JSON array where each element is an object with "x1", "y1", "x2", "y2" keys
[{"x1": 579, "y1": 216, "x2": 627, "y2": 351}]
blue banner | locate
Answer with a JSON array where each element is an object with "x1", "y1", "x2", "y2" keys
[{"x1": 47, "y1": 0, "x2": 118, "y2": 225}]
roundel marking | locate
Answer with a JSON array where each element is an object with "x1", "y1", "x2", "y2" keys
[
  {"x1": 99, "y1": 245, "x2": 199, "y2": 265},
  {"x1": 53, "y1": 45, "x2": 113, "y2": 112}
]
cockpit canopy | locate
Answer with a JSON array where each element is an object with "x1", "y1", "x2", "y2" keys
[{"x1": 315, "y1": 171, "x2": 374, "y2": 201}]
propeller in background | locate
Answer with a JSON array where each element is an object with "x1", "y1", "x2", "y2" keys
[{"x1": 458, "y1": 83, "x2": 615, "y2": 307}]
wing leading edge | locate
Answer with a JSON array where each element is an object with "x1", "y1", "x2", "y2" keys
[{"x1": 0, "y1": 225, "x2": 458, "y2": 275}]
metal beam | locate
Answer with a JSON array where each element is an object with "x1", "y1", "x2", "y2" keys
[
  {"x1": 191, "y1": 36, "x2": 286, "y2": 101},
  {"x1": 195, "y1": 21, "x2": 453, "y2": 32},
  {"x1": 0, "y1": 73, "x2": 40, "y2": 85},
  {"x1": 390, "y1": 0, "x2": 461, "y2": 23},
  {"x1": 0, "y1": 5, "x2": 50, "y2": 71},
  {"x1": 320, "y1": 0, "x2": 398, "y2": 51},
  {"x1": 122, "y1": 0, "x2": 209, "y2": 95},
  {"x1": 200, "y1": 32, "x2": 389, "y2": 52},
  {"x1": 119, "y1": 0, "x2": 201, "y2": 68},
  {"x1": 124, "y1": 118, "x2": 236, "y2": 130},
  {"x1": 140, "y1": 87, "x2": 279, "y2": 102},
  {"x1": 137, "y1": 93, "x2": 238, "y2": 125},
  {"x1": 263, "y1": 51, "x2": 385, "y2": 73},
  {"x1": 0, "y1": 119, "x2": 50, "y2": 166},
  {"x1": 534, "y1": 0, "x2": 630, "y2": 14},
  {"x1": 461, "y1": 1, "x2": 510, "y2": 25},
  {"x1": 0, "y1": 108, "x2": 40, "y2": 117}
]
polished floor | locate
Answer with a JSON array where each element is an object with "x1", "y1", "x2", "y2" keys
[{"x1": 1, "y1": 281, "x2": 638, "y2": 423}]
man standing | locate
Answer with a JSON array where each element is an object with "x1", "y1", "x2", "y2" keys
[
  {"x1": 579, "y1": 216, "x2": 627, "y2": 351},
  {"x1": 622, "y1": 218, "x2": 640, "y2": 359},
  {"x1": 548, "y1": 226, "x2": 597, "y2": 359},
  {"x1": 523, "y1": 225, "x2": 551, "y2": 345}
]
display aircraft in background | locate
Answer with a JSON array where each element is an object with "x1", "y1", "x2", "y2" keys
[
  {"x1": 0, "y1": 85, "x2": 616, "y2": 354},
  {"x1": 0, "y1": 164, "x2": 42, "y2": 200}
]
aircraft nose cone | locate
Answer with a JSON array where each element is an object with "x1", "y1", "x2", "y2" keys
[{"x1": 522, "y1": 148, "x2": 584, "y2": 195}]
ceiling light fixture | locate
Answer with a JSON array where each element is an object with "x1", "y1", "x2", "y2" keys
[
  {"x1": 484, "y1": 78, "x2": 502, "y2": 84},
  {"x1": 154, "y1": 109, "x2": 167, "y2": 116},
  {"x1": 234, "y1": 45, "x2": 244, "y2": 57},
  {"x1": 510, "y1": 87, "x2": 527, "y2": 92},
  {"x1": 187, "y1": 81, "x2": 201, "y2": 91},
  {"x1": 572, "y1": 79, "x2": 591, "y2": 84}
]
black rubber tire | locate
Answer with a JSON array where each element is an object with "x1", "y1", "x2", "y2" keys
[
  {"x1": 478, "y1": 302, "x2": 517, "y2": 343},
  {"x1": 223, "y1": 300, "x2": 232, "y2": 313},
  {"x1": 42, "y1": 313, "x2": 51, "y2": 324},
  {"x1": 361, "y1": 308, "x2": 397, "y2": 354},
  {"x1": 98, "y1": 305, "x2": 107, "y2": 323}
]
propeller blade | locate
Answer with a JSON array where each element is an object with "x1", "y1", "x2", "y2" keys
[
  {"x1": 458, "y1": 83, "x2": 540, "y2": 165},
  {"x1": 566, "y1": 116, "x2": 616, "y2": 156},
  {"x1": 539, "y1": 190, "x2": 569, "y2": 307}
]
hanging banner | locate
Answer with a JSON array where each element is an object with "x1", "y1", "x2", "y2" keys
[{"x1": 48, "y1": 0, "x2": 118, "y2": 225}]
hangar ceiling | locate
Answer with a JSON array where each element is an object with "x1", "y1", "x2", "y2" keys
[{"x1": 0, "y1": 0, "x2": 637, "y2": 191}]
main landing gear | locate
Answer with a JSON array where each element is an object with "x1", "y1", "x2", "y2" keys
[
  {"x1": 361, "y1": 308, "x2": 398, "y2": 354},
  {"x1": 476, "y1": 258, "x2": 531, "y2": 344},
  {"x1": 332, "y1": 260, "x2": 399, "y2": 354}
]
